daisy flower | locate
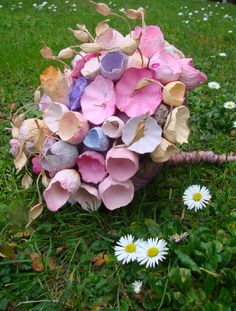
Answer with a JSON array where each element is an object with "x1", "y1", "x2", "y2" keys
[
  {"x1": 114, "y1": 235, "x2": 141, "y2": 264},
  {"x1": 224, "y1": 101, "x2": 236, "y2": 109},
  {"x1": 208, "y1": 82, "x2": 220, "y2": 89},
  {"x1": 132, "y1": 280, "x2": 143, "y2": 294},
  {"x1": 136, "y1": 238, "x2": 168, "y2": 268},
  {"x1": 218, "y1": 52, "x2": 227, "y2": 57},
  {"x1": 183, "y1": 185, "x2": 211, "y2": 211}
]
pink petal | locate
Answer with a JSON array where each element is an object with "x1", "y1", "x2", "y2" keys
[
  {"x1": 43, "y1": 102, "x2": 69, "y2": 132},
  {"x1": 58, "y1": 111, "x2": 89, "y2": 144},
  {"x1": 149, "y1": 49, "x2": 181, "y2": 84},
  {"x1": 44, "y1": 169, "x2": 81, "y2": 212},
  {"x1": 96, "y1": 28, "x2": 125, "y2": 50},
  {"x1": 115, "y1": 68, "x2": 162, "y2": 117},
  {"x1": 122, "y1": 114, "x2": 162, "y2": 154},
  {"x1": 81, "y1": 75, "x2": 116, "y2": 124},
  {"x1": 77, "y1": 151, "x2": 107, "y2": 184},
  {"x1": 72, "y1": 183, "x2": 101, "y2": 211},
  {"x1": 179, "y1": 58, "x2": 207, "y2": 90},
  {"x1": 98, "y1": 175, "x2": 134, "y2": 210},
  {"x1": 133, "y1": 25, "x2": 165, "y2": 58},
  {"x1": 32, "y1": 156, "x2": 41, "y2": 174},
  {"x1": 106, "y1": 147, "x2": 139, "y2": 182}
]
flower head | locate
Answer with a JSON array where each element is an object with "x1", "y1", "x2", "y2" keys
[
  {"x1": 183, "y1": 185, "x2": 211, "y2": 211},
  {"x1": 114, "y1": 235, "x2": 141, "y2": 264},
  {"x1": 132, "y1": 280, "x2": 143, "y2": 294},
  {"x1": 224, "y1": 101, "x2": 236, "y2": 109},
  {"x1": 219, "y1": 52, "x2": 227, "y2": 57},
  {"x1": 208, "y1": 81, "x2": 220, "y2": 89},
  {"x1": 136, "y1": 238, "x2": 168, "y2": 268},
  {"x1": 169, "y1": 232, "x2": 189, "y2": 244},
  {"x1": 233, "y1": 121, "x2": 236, "y2": 128}
]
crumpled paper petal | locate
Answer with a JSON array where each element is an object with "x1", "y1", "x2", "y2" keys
[
  {"x1": 44, "y1": 169, "x2": 81, "y2": 212},
  {"x1": 83, "y1": 127, "x2": 109, "y2": 152},
  {"x1": 98, "y1": 175, "x2": 134, "y2": 210},
  {"x1": 72, "y1": 183, "x2": 102, "y2": 211},
  {"x1": 77, "y1": 151, "x2": 107, "y2": 184}
]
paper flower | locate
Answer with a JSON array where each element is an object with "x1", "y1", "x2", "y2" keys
[
  {"x1": 40, "y1": 65, "x2": 69, "y2": 106},
  {"x1": 164, "y1": 41, "x2": 185, "y2": 58},
  {"x1": 77, "y1": 151, "x2": 107, "y2": 183},
  {"x1": 83, "y1": 127, "x2": 110, "y2": 152},
  {"x1": 81, "y1": 75, "x2": 116, "y2": 124},
  {"x1": 44, "y1": 169, "x2": 81, "y2": 212},
  {"x1": 96, "y1": 28, "x2": 124, "y2": 50},
  {"x1": 133, "y1": 25, "x2": 165, "y2": 58},
  {"x1": 127, "y1": 52, "x2": 149, "y2": 69},
  {"x1": 102, "y1": 116, "x2": 124, "y2": 138},
  {"x1": 40, "y1": 140, "x2": 78, "y2": 174},
  {"x1": 150, "y1": 137, "x2": 177, "y2": 163},
  {"x1": 81, "y1": 56, "x2": 101, "y2": 80},
  {"x1": 163, "y1": 81, "x2": 186, "y2": 107},
  {"x1": 43, "y1": 102, "x2": 69, "y2": 132},
  {"x1": 32, "y1": 156, "x2": 41, "y2": 174},
  {"x1": 149, "y1": 49, "x2": 181, "y2": 84},
  {"x1": 69, "y1": 77, "x2": 88, "y2": 111},
  {"x1": 9, "y1": 138, "x2": 21, "y2": 157},
  {"x1": 58, "y1": 111, "x2": 89, "y2": 144},
  {"x1": 106, "y1": 147, "x2": 139, "y2": 182},
  {"x1": 115, "y1": 68, "x2": 162, "y2": 117},
  {"x1": 72, "y1": 183, "x2": 102, "y2": 211},
  {"x1": 122, "y1": 114, "x2": 162, "y2": 154},
  {"x1": 38, "y1": 93, "x2": 53, "y2": 112},
  {"x1": 71, "y1": 53, "x2": 96, "y2": 80},
  {"x1": 101, "y1": 52, "x2": 128, "y2": 81},
  {"x1": 179, "y1": 58, "x2": 207, "y2": 90},
  {"x1": 163, "y1": 106, "x2": 190, "y2": 144},
  {"x1": 98, "y1": 175, "x2": 134, "y2": 210}
]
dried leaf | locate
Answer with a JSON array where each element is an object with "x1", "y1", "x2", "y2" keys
[
  {"x1": 79, "y1": 42, "x2": 103, "y2": 53},
  {"x1": 12, "y1": 113, "x2": 25, "y2": 128},
  {"x1": 22, "y1": 173, "x2": 33, "y2": 189},
  {"x1": 0, "y1": 243, "x2": 16, "y2": 259},
  {"x1": 40, "y1": 42, "x2": 53, "y2": 59},
  {"x1": 95, "y1": 19, "x2": 110, "y2": 37},
  {"x1": 90, "y1": 1, "x2": 112, "y2": 16},
  {"x1": 56, "y1": 245, "x2": 67, "y2": 254},
  {"x1": 27, "y1": 202, "x2": 43, "y2": 227},
  {"x1": 68, "y1": 28, "x2": 91, "y2": 43},
  {"x1": 42, "y1": 172, "x2": 50, "y2": 187},
  {"x1": 134, "y1": 78, "x2": 150, "y2": 92},
  {"x1": 58, "y1": 47, "x2": 74, "y2": 59},
  {"x1": 30, "y1": 252, "x2": 44, "y2": 272},
  {"x1": 34, "y1": 89, "x2": 41, "y2": 103},
  {"x1": 124, "y1": 7, "x2": 145, "y2": 20},
  {"x1": 47, "y1": 256, "x2": 58, "y2": 270},
  {"x1": 14, "y1": 228, "x2": 34, "y2": 238},
  {"x1": 34, "y1": 126, "x2": 48, "y2": 153},
  {"x1": 120, "y1": 38, "x2": 139, "y2": 56},
  {"x1": 14, "y1": 151, "x2": 27, "y2": 173},
  {"x1": 91, "y1": 252, "x2": 110, "y2": 266},
  {"x1": 11, "y1": 125, "x2": 20, "y2": 139}
]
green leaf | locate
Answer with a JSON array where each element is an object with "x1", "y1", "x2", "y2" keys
[
  {"x1": 175, "y1": 251, "x2": 200, "y2": 273},
  {"x1": 169, "y1": 268, "x2": 191, "y2": 291}
]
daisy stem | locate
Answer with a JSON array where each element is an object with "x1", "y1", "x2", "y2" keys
[{"x1": 181, "y1": 207, "x2": 185, "y2": 220}]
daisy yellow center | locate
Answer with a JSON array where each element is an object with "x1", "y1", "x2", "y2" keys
[
  {"x1": 147, "y1": 247, "x2": 159, "y2": 257},
  {"x1": 193, "y1": 192, "x2": 202, "y2": 201},
  {"x1": 227, "y1": 104, "x2": 233, "y2": 108},
  {"x1": 125, "y1": 243, "x2": 136, "y2": 253}
]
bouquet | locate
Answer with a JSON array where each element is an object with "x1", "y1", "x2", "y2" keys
[{"x1": 9, "y1": 2, "x2": 236, "y2": 224}]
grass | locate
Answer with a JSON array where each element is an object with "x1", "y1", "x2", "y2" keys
[{"x1": 0, "y1": 0, "x2": 236, "y2": 310}]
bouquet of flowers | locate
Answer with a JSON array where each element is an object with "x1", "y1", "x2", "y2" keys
[{"x1": 9, "y1": 2, "x2": 236, "y2": 224}]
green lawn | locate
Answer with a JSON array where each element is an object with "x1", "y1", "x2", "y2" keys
[{"x1": 0, "y1": 0, "x2": 236, "y2": 310}]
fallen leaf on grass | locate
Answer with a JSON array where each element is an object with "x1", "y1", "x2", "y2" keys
[
  {"x1": 27, "y1": 202, "x2": 43, "y2": 227},
  {"x1": 0, "y1": 243, "x2": 16, "y2": 259},
  {"x1": 21, "y1": 173, "x2": 33, "y2": 189},
  {"x1": 91, "y1": 252, "x2": 110, "y2": 266},
  {"x1": 30, "y1": 252, "x2": 44, "y2": 272}
]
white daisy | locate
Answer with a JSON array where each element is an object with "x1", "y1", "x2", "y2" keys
[
  {"x1": 228, "y1": 30, "x2": 233, "y2": 34},
  {"x1": 136, "y1": 238, "x2": 168, "y2": 268},
  {"x1": 114, "y1": 235, "x2": 141, "y2": 264},
  {"x1": 224, "y1": 101, "x2": 236, "y2": 109},
  {"x1": 183, "y1": 185, "x2": 211, "y2": 211},
  {"x1": 233, "y1": 121, "x2": 236, "y2": 128},
  {"x1": 219, "y1": 52, "x2": 227, "y2": 57},
  {"x1": 208, "y1": 81, "x2": 220, "y2": 89},
  {"x1": 132, "y1": 280, "x2": 142, "y2": 294}
]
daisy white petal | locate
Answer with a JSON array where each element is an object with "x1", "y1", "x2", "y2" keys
[
  {"x1": 208, "y1": 81, "x2": 220, "y2": 89},
  {"x1": 183, "y1": 184, "x2": 211, "y2": 212},
  {"x1": 114, "y1": 235, "x2": 139, "y2": 264},
  {"x1": 136, "y1": 238, "x2": 168, "y2": 268},
  {"x1": 224, "y1": 101, "x2": 236, "y2": 109},
  {"x1": 132, "y1": 280, "x2": 142, "y2": 294}
]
